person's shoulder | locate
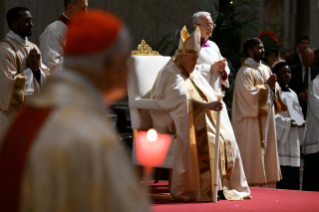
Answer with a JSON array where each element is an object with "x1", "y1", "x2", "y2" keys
[
  {"x1": 207, "y1": 40, "x2": 219, "y2": 50},
  {"x1": 50, "y1": 108, "x2": 119, "y2": 147},
  {"x1": 288, "y1": 87, "x2": 298, "y2": 96},
  {"x1": 0, "y1": 39, "x2": 17, "y2": 55},
  {"x1": 290, "y1": 63, "x2": 301, "y2": 72},
  {"x1": 238, "y1": 64, "x2": 251, "y2": 74},
  {"x1": 42, "y1": 20, "x2": 67, "y2": 35},
  {"x1": 311, "y1": 64, "x2": 319, "y2": 71}
]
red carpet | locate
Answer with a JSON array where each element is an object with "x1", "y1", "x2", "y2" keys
[{"x1": 150, "y1": 181, "x2": 319, "y2": 212}]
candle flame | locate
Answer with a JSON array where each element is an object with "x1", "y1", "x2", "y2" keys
[{"x1": 147, "y1": 129, "x2": 157, "y2": 142}]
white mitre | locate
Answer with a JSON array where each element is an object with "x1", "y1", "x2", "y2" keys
[{"x1": 177, "y1": 26, "x2": 201, "y2": 56}]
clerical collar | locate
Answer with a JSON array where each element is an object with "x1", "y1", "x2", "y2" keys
[
  {"x1": 6, "y1": 30, "x2": 28, "y2": 46},
  {"x1": 244, "y1": 57, "x2": 261, "y2": 67},
  {"x1": 200, "y1": 38, "x2": 210, "y2": 47},
  {"x1": 58, "y1": 14, "x2": 71, "y2": 26}
]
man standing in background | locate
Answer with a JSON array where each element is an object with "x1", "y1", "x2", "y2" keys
[
  {"x1": 192, "y1": 11, "x2": 229, "y2": 92},
  {"x1": 232, "y1": 38, "x2": 283, "y2": 188},
  {"x1": 286, "y1": 36, "x2": 309, "y2": 67},
  {"x1": 0, "y1": 7, "x2": 49, "y2": 136},
  {"x1": 289, "y1": 48, "x2": 319, "y2": 118},
  {"x1": 40, "y1": 0, "x2": 88, "y2": 74}
]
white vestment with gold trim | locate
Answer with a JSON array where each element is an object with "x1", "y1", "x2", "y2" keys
[
  {"x1": 150, "y1": 59, "x2": 250, "y2": 201},
  {"x1": 232, "y1": 58, "x2": 281, "y2": 186},
  {"x1": 0, "y1": 31, "x2": 49, "y2": 136}
]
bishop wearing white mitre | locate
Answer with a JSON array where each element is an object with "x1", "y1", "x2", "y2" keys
[{"x1": 149, "y1": 26, "x2": 250, "y2": 202}]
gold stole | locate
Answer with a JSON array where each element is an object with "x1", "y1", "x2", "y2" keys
[
  {"x1": 175, "y1": 60, "x2": 238, "y2": 201},
  {"x1": 0, "y1": 39, "x2": 26, "y2": 111}
]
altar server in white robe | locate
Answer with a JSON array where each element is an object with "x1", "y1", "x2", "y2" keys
[
  {"x1": 0, "y1": 10, "x2": 150, "y2": 212},
  {"x1": 192, "y1": 11, "x2": 229, "y2": 92},
  {"x1": 273, "y1": 62, "x2": 305, "y2": 190},
  {"x1": 40, "y1": 0, "x2": 88, "y2": 74},
  {"x1": 0, "y1": 7, "x2": 49, "y2": 136},
  {"x1": 232, "y1": 38, "x2": 287, "y2": 188},
  {"x1": 302, "y1": 65, "x2": 319, "y2": 192},
  {"x1": 150, "y1": 26, "x2": 250, "y2": 202}
]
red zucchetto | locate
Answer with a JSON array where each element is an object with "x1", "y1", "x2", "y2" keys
[{"x1": 64, "y1": 10, "x2": 123, "y2": 55}]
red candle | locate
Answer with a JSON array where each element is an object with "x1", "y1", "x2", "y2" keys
[{"x1": 136, "y1": 129, "x2": 171, "y2": 167}]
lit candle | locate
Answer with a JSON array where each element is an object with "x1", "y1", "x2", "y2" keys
[
  {"x1": 136, "y1": 129, "x2": 171, "y2": 183},
  {"x1": 212, "y1": 88, "x2": 225, "y2": 203}
]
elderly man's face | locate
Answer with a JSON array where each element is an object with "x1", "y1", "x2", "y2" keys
[
  {"x1": 195, "y1": 15, "x2": 214, "y2": 39},
  {"x1": 178, "y1": 54, "x2": 199, "y2": 74},
  {"x1": 302, "y1": 50, "x2": 314, "y2": 68}
]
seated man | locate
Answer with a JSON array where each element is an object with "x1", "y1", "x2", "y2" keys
[{"x1": 149, "y1": 26, "x2": 250, "y2": 202}]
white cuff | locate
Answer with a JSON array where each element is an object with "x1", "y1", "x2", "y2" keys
[{"x1": 23, "y1": 68, "x2": 35, "y2": 96}]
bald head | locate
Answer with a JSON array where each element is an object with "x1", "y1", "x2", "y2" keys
[{"x1": 302, "y1": 48, "x2": 314, "y2": 68}]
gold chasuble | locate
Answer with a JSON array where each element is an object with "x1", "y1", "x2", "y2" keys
[{"x1": 175, "y1": 60, "x2": 249, "y2": 201}]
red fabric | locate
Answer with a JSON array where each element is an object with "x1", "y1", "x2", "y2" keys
[
  {"x1": 57, "y1": 14, "x2": 70, "y2": 26},
  {"x1": 64, "y1": 10, "x2": 122, "y2": 55},
  {"x1": 150, "y1": 181, "x2": 319, "y2": 212},
  {"x1": 221, "y1": 71, "x2": 228, "y2": 81},
  {"x1": 0, "y1": 106, "x2": 52, "y2": 212}
]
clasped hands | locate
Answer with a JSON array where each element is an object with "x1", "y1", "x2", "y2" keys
[
  {"x1": 211, "y1": 58, "x2": 226, "y2": 73},
  {"x1": 265, "y1": 74, "x2": 277, "y2": 90},
  {"x1": 26, "y1": 48, "x2": 40, "y2": 73}
]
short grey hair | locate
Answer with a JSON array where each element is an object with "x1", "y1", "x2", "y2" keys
[
  {"x1": 64, "y1": 26, "x2": 131, "y2": 73},
  {"x1": 192, "y1": 11, "x2": 211, "y2": 24}
]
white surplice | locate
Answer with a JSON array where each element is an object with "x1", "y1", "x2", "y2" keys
[
  {"x1": 275, "y1": 88, "x2": 304, "y2": 167},
  {"x1": 150, "y1": 59, "x2": 250, "y2": 201},
  {"x1": 232, "y1": 58, "x2": 281, "y2": 185},
  {"x1": 0, "y1": 70, "x2": 151, "y2": 212},
  {"x1": 195, "y1": 41, "x2": 230, "y2": 91},
  {"x1": 304, "y1": 75, "x2": 319, "y2": 154},
  {"x1": 0, "y1": 31, "x2": 49, "y2": 135},
  {"x1": 40, "y1": 17, "x2": 68, "y2": 74}
]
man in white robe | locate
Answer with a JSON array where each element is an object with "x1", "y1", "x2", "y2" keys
[
  {"x1": 273, "y1": 62, "x2": 305, "y2": 190},
  {"x1": 192, "y1": 11, "x2": 229, "y2": 92},
  {"x1": 232, "y1": 38, "x2": 285, "y2": 188},
  {"x1": 39, "y1": 0, "x2": 88, "y2": 74},
  {"x1": 0, "y1": 7, "x2": 49, "y2": 136},
  {"x1": 150, "y1": 26, "x2": 250, "y2": 202},
  {"x1": 0, "y1": 10, "x2": 150, "y2": 212}
]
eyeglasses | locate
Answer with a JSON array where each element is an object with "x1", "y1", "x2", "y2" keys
[{"x1": 196, "y1": 23, "x2": 216, "y2": 29}]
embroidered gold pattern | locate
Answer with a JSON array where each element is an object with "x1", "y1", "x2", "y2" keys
[{"x1": 131, "y1": 40, "x2": 161, "y2": 56}]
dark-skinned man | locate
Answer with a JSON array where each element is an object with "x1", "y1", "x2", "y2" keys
[
  {"x1": 232, "y1": 38, "x2": 286, "y2": 188},
  {"x1": 0, "y1": 7, "x2": 49, "y2": 136},
  {"x1": 273, "y1": 62, "x2": 306, "y2": 190}
]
